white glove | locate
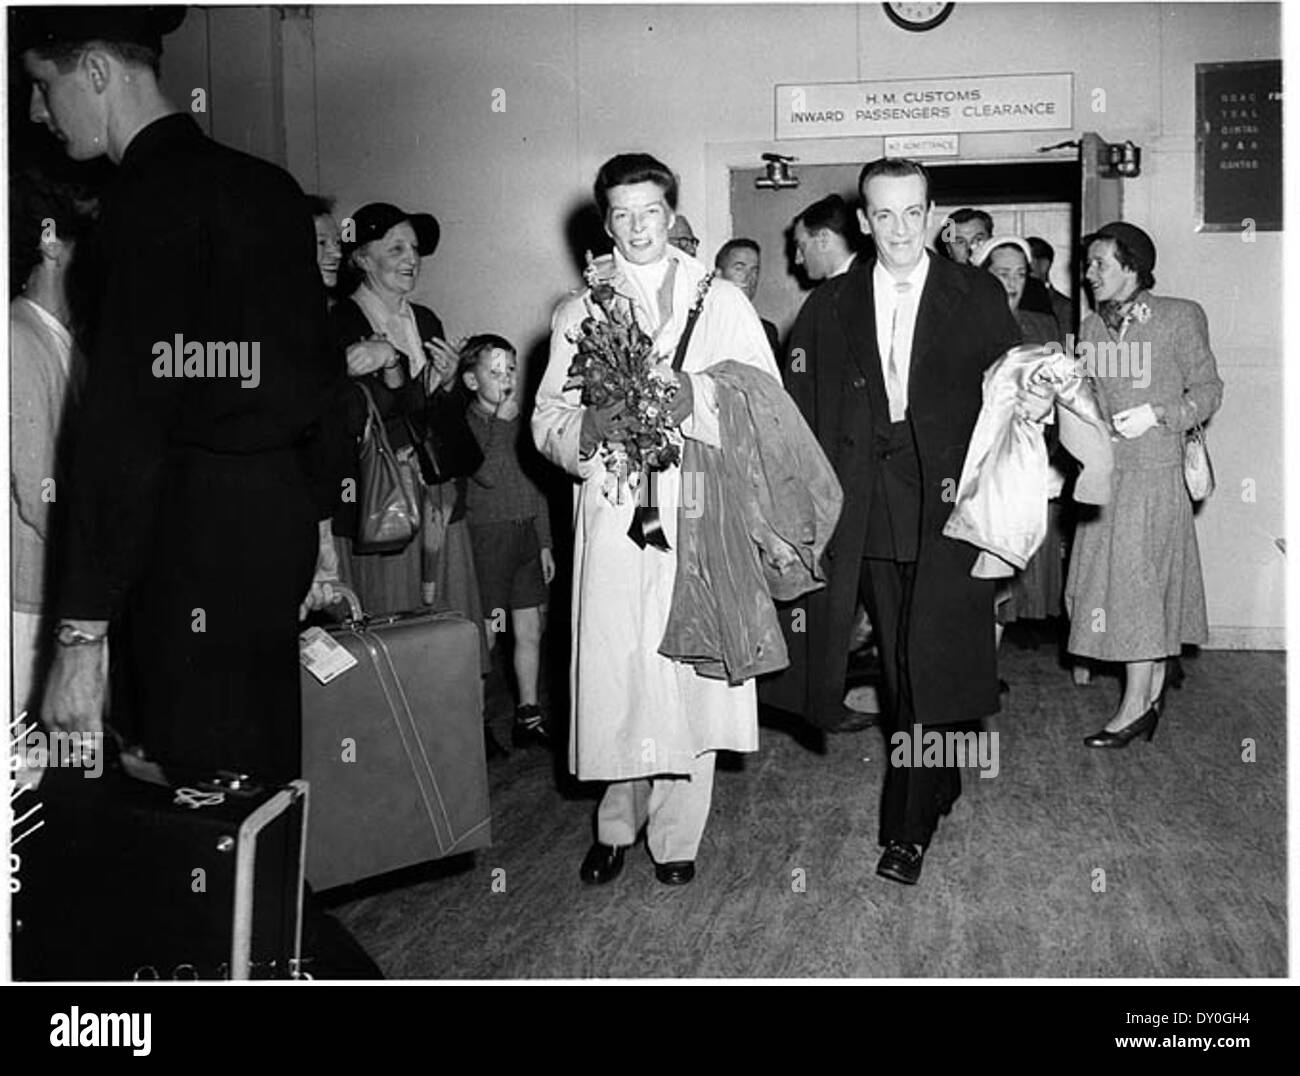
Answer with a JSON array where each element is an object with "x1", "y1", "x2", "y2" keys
[{"x1": 1112, "y1": 403, "x2": 1158, "y2": 439}]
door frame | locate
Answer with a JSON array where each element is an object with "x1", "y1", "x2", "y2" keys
[{"x1": 705, "y1": 131, "x2": 1081, "y2": 247}]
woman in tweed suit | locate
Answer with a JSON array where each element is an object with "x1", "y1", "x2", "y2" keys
[{"x1": 1065, "y1": 223, "x2": 1223, "y2": 748}]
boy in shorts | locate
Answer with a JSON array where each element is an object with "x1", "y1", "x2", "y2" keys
[{"x1": 460, "y1": 335, "x2": 555, "y2": 748}]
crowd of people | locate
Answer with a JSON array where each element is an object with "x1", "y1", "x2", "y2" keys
[{"x1": 11, "y1": 6, "x2": 1224, "y2": 971}]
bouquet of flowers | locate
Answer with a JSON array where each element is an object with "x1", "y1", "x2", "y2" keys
[{"x1": 565, "y1": 277, "x2": 696, "y2": 494}]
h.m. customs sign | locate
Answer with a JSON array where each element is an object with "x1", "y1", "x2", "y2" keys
[{"x1": 776, "y1": 73, "x2": 1074, "y2": 140}]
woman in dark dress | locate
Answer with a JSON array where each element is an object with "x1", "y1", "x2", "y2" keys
[
  {"x1": 331, "y1": 202, "x2": 483, "y2": 632},
  {"x1": 309, "y1": 195, "x2": 343, "y2": 299},
  {"x1": 293, "y1": 195, "x2": 347, "y2": 616}
]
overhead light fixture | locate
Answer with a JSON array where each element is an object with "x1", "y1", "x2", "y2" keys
[
  {"x1": 1105, "y1": 140, "x2": 1142, "y2": 178},
  {"x1": 755, "y1": 152, "x2": 799, "y2": 189}
]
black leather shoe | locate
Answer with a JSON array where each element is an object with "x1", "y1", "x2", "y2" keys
[
  {"x1": 1083, "y1": 705, "x2": 1159, "y2": 748},
  {"x1": 876, "y1": 841, "x2": 924, "y2": 886},
  {"x1": 579, "y1": 842, "x2": 627, "y2": 885},
  {"x1": 823, "y1": 705, "x2": 879, "y2": 733},
  {"x1": 653, "y1": 860, "x2": 695, "y2": 886}
]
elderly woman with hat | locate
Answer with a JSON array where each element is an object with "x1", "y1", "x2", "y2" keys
[
  {"x1": 330, "y1": 202, "x2": 484, "y2": 631},
  {"x1": 1066, "y1": 222, "x2": 1223, "y2": 748}
]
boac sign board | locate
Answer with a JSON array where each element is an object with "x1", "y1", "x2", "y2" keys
[{"x1": 776, "y1": 73, "x2": 1074, "y2": 140}]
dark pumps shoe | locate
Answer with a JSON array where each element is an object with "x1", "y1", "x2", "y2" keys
[
  {"x1": 1083, "y1": 705, "x2": 1160, "y2": 749},
  {"x1": 579, "y1": 842, "x2": 627, "y2": 885},
  {"x1": 653, "y1": 861, "x2": 696, "y2": 886},
  {"x1": 876, "y1": 841, "x2": 925, "y2": 886}
]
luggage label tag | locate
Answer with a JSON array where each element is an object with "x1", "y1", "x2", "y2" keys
[
  {"x1": 173, "y1": 787, "x2": 226, "y2": 809},
  {"x1": 299, "y1": 626, "x2": 359, "y2": 685}
]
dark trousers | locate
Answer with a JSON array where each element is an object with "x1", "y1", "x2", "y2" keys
[
  {"x1": 860, "y1": 557, "x2": 976, "y2": 848},
  {"x1": 115, "y1": 446, "x2": 318, "y2": 782}
]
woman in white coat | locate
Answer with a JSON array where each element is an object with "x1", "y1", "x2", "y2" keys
[{"x1": 533, "y1": 153, "x2": 779, "y2": 886}]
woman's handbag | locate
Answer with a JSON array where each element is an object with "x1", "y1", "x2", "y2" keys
[
  {"x1": 355, "y1": 383, "x2": 422, "y2": 552},
  {"x1": 1183, "y1": 400, "x2": 1215, "y2": 501},
  {"x1": 403, "y1": 391, "x2": 484, "y2": 485}
]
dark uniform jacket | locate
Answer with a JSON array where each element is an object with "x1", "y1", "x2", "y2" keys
[
  {"x1": 54, "y1": 114, "x2": 343, "y2": 778},
  {"x1": 57, "y1": 114, "x2": 341, "y2": 621},
  {"x1": 761, "y1": 253, "x2": 1020, "y2": 728}
]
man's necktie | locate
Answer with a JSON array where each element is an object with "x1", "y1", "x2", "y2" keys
[{"x1": 886, "y1": 281, "x2": 913, "y2": 423}]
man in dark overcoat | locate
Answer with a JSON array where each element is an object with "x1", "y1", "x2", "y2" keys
[{"x1": 766, "y1": 157, "x2": 1029, "y2": 884}]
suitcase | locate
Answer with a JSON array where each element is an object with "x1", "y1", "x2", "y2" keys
[
  {"x1": 11, "y1": 762, "x2": 306, "y2": 981},
  {"x1": 300, "y1": 588, "x2": 491, "y2": 890}
]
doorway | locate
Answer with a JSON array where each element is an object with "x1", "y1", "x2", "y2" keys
[{"x1": 728, "y1": 157, "x2": 1084, "y2": 341}]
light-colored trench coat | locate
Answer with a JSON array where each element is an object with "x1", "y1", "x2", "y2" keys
[{"x1": 533, "y1": 246, "x2": 779, "y2": 781}]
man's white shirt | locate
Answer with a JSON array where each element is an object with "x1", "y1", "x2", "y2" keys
[{"x1": 872, "y1": 252, "x2": 932, "y2": 414}]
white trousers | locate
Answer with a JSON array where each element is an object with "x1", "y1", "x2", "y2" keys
[{"x1": 596, "y1": 750, "x2": 717, "y2": 863}]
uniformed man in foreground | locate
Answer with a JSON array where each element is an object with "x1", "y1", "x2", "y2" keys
[{"x1": 15, "y1": 6, "x2": 373, "y2": 976}]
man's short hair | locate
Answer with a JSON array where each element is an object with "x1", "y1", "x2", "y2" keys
[
  {"x1": 793, "y1": 194, "x2": 858, "y2": 243},
  {"x1": 1027, "y1": 236, "x2": 1054, "y2": 265},
  {"x1": 715, "y1": 237, "x2": 760, "y2": 268},
  {"x1": 858, "y1": 157, "x2": 932, "y2": 207},
  {"x1": 459, "y1": 333, "x2": 516, "y2": 375},
  {"x1": 593, "y1": 154, "x2": 678, "y2": 218},
  {"x1": 949, "y1": 207, "x2": 994, "y2": 235},
  {"x1": 31, "y1": 38, "x2": 162, "y2": 77}
]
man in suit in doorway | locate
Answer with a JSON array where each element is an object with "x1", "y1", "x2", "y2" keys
[
  {"x1": 939, "y1": 206, "x2": 992, "y2": 265},
  {"x1": 757, "y1": 192, "x2": 871, "y2": 732},
  {"x1": 791, "y1": 194, "x2": 861, "y2": 284},
  {"x1": 775, "y1": 157, "x2": 1041, "y2": 884},
  {"x1": 715, "y1": 237, "x2": 783, "y2": 362}
]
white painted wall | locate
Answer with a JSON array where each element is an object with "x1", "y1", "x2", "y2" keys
[{"x1": 163, "y1": 3, "x2": 1283, "y2": 646}]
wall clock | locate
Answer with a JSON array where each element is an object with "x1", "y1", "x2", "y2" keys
[{"x1": 883, "y1": 3, "x2": 956, "y2": 32}]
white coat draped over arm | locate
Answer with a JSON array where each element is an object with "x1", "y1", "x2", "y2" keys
[{"x1": 943, "y1": 344, "x2": 1114, "y2": 579}]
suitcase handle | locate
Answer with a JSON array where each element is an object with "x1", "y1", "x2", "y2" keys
[
  {"x1": 322, "y1": 584, "x2": 468, "y2": 628},
  {"x1": 324, "y1": 584, "x2": 366, "y2": 624}
]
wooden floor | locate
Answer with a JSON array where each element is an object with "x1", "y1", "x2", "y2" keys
[{"x1": 327, "y1": 644, "x2": 1287, "y2": 979}]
